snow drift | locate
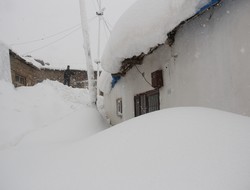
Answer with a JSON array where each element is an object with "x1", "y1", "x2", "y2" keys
[
  {"x1": 1, "y1": 107, "x2": 250, "y2": 190},
  {"x1": 0, "y1": 80, "x2": 107, "y2": 149},
  {"x1": 0, "y1": 41, "x2": 11, "y2": 82}
]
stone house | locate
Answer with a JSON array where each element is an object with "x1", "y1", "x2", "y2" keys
[
  {"x1": 10, "y1": 50, "x2": 40, "y2": 87},
  {"x1": 9, "y1": 50, "x2": 95, "y2": 88}
]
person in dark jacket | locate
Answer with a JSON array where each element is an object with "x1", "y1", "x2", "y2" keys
[{"x1": 64, "y1": 65, "x2": 74, "y2": 86}]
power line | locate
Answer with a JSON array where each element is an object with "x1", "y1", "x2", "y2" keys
[
  {"x1": 23, "y1": 26, "x2": 81, "y2": 55},
  {"x1": 102, "y1": 16, "x2": 111, "y2": 33},
  {"x1": 91, "y1": 0, "x2": 98, "y2": 11},
  {"x1": 20, "y1": 0, "x2": 112, "y2": 60},
  {"x1": 11, "y1": 16, "x2": 97, "y2": 46},
  {"x1": 135, "y1": 65, "x2": 153, "y2": 87},
  {"x1": 96, "y1": 0, "x2": 101, "y2": 9},
  {"x1": 10, "y1": 24, "x2": 81, "y2": 46},
  {"x1": 103, "y1": 16, "x2": 113, "y2": 29},
  {"x1": 102, "y1": 20, "x2": 109, "y2": 41}
]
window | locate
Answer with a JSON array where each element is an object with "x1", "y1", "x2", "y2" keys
[
  {"x1": 116, "y1": 98, "x2": 123, "y2": 117},
  {"x1": 134, "y1": 89, "x2": 159, "y2": 117},
  {"x1": 15, "y1": 74, "x2": 26, "y2": 86},
  {"x1": 151, "y1": 70, "x2": 163, "y2": 88}
]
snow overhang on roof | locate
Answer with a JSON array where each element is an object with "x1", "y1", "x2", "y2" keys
[
  {"x1": 101, "y1": 0, "x2": 222, "y2": 75},
  {"x1": 9, "y1": 50, "x2": 40, "y2": 70}
]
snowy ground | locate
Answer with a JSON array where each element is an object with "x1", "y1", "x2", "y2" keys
[
  {"x1": 1, "y1": 80, "x2": 250, "y2": 190},
  {"x1": 0, "y1": 80, "x2": 108, "y2": 150}
]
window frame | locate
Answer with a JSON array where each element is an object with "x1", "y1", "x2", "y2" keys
[
  {"x1": 15, "y1": 74, "x2": 26, "y2": 86},
  {"x1": 134, "y1": 89, "x2": 160, "y2": 117},
  {"x1": 116, "y1": 98, "x2": 123, "y2": 117}
]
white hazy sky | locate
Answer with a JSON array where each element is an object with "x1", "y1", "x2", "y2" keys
[{"x1": 0, "y1": 0, "x2": 136, "y2": 70}]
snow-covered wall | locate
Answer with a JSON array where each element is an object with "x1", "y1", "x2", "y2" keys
[
  {"x1": 101, "y1": 0, "x2": 218, "y2": 74},
  {"x1": 104, "y1": 0, "x2": 250, "y2": 125},
  {"x1": 161, "y1": 0, "x2": 250, "y2": 114},
  {"x1": 0, "y1": 41, "x2": 11, "y2": 82}
]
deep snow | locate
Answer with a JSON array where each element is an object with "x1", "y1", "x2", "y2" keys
[
  {"x1": 1, "y1": 99, "x2": 250, "y2": 190},
  {"x1": 0, "y1": 79, "x2": 249, "y2": 190},
  {"x1": 0, "y1": 41, "x2": 11, "y2": 82},
  {"x1": 1, "y1": 0, "x2": 250, "y2": 189},
  {"x1": 0, "y1": 55, "x2": 250, "y2": 190},
  {"x1": 0, "y1": 80, "x2": 108, "y2": 149}
]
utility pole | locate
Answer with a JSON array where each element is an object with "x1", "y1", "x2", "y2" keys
[
  {"x1": 95, "y1": 0, "x2": 104, "y2": 96},
  {"x1": 79, "y1": 0, "x2": 97, "y2": 105}
]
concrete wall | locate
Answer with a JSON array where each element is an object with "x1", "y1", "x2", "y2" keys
[{"x1": 104, "y1": 0, "x2": 250, "y2": 125}]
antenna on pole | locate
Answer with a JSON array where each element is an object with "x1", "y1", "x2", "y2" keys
[{"x1": 79, "y1": 0, "x2": 111, "y2": 100}]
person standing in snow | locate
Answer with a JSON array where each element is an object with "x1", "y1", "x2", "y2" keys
[{"x1": 64, "y1": 65, "x2": 74, "y2": 86}]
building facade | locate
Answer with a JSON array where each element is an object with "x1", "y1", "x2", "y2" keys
[{"x1": 102, "y1": 0, "x2": 250, "y2": 125}]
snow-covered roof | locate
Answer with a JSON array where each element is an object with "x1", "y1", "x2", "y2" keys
[
  {"x1": 9, "y1": 50, "x2": 87, "y2": 71},
  {"x1": 9, "y1": 50, "x2": 43, "y2": 70},
  {"x1": 101, "y1": 0, "x2": 215, "y2": 74},
  {"x1": 21, "y1": 55, "x2": 48, "y2": 69},
  {"x1": 97, "y1": 70, "x2": 112, "y2": 94}
]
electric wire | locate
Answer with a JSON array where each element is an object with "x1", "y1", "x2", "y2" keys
[
  {"x1": 11, "y1": 16, "x2": 97, "y2": 47},
  {"x1": 10, "y1": 24, "x2": 80, "y2": 46},
  {"x1": 92, "y1": 2, "x2": 98, "y2": 11},
  {"x1": 103, "y1": 20, "x2": 110, "y2": 41},
  {"x1": 135, "y1": 65, "x2": 153, "y2": 87},
  {"x1": 23, "y1": 26, "x2": 81, "y2": 55},
  {"x1": 103, "y1": 16, "x2": 113, "y2": 30},
  {"x1": 21, "y1": 0, "x2": 111, "y2": 62},
  {"x1": 96, "y1": 0, "x2": 101, "y2": 9},
  {"x1": 102, "y1": 16, "x2": 111, "y2": 33},
  {"x1": 20, "y1": 16, "x2": 98, "y2": 55}
]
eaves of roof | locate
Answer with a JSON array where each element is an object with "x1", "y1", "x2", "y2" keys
[{"x1": 115, "y1": 0, "x2": 222, "y2": 77}]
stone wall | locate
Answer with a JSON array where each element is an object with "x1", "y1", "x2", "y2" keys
[
  {"x1": 10, "y1": 50, "x2": 93, "y2": 88},
  {"x1": 10, "y1": 51, "x2": 40, "y2": 87},
  {"x1": 39, "y1": 68, "x2": 89, "y2": 88}
]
